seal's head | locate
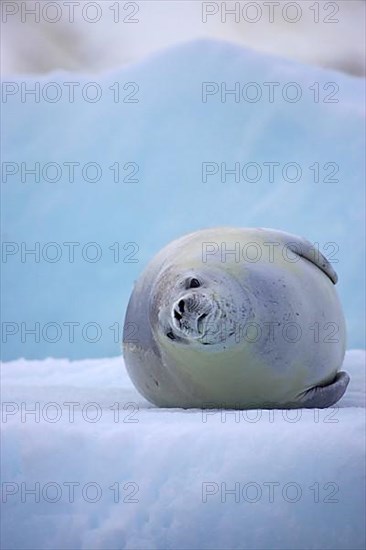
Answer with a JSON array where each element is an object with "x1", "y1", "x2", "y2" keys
[{"x1": 149, "y1": 265, "x2": 250, "y2": 348}]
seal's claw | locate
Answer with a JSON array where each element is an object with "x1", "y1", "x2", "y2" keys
[{"x1": 295, "y1": 371, "x2": 350, "y2": 409}]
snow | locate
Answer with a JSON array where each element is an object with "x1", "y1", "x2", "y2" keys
[
  {"x1": 2, "y1": 39, "x2": 365, "y2": 362},
  {"x1": 1, "y1": 350, "x2": 365, "y2": 549}
]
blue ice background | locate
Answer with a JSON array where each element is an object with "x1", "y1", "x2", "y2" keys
[{"x1": 2, "y1": 39, "x2": 365, "y2": 360}]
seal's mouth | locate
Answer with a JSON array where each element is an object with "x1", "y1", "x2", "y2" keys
[{"x1": 197, "y1": 313, "x2": 208, "y2": 334}]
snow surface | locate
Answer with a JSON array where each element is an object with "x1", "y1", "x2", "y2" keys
[
  {"x1": 2, "y1": 39, "x2": 365, "y2": 362},
  {"x1": 1, "y1": 350, "x2": 365, "y2": 549}
]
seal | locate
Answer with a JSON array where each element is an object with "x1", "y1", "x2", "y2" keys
[{"x1": 123, "y1": 227, "x2": 349, "y2": 409}]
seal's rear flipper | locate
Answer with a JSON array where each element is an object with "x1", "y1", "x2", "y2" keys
[{"x1": 296, "y1": 371, "x2": 350, "y2": 408}]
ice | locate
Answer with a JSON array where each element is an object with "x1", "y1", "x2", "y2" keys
[
  {"x1": 1, "y1": 350, "x2": 365, "y2": 549},
  {"x1": 2, "y1": 39, "x2": 365, "y2": 361}
]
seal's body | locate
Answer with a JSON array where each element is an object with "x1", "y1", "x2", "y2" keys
[{"x1": 123, "y1": 227, "x2": 349, "y2": 409}]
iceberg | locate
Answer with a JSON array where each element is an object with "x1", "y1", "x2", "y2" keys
[{"x1": 2, "y1": 40, "x2": 365, "y2": 360}]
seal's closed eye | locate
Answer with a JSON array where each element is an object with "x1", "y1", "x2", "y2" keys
[{"x1": 189, "y1": 278, "x2": 200, "y2": 288}]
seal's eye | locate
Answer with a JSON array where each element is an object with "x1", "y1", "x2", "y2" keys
[
  {"x1": 166, "y1": 331, "x2": 176, "y2": 340},
  {"x1": 189, "y1": 278, "x2": 200, "y2": 288}
]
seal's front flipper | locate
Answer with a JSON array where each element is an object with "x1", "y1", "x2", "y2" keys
[{"x1": 296, "y1": 371, "x2": 350, "y2": 408}]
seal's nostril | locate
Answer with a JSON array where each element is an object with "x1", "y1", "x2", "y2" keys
[
  {"x1": 174, "y1": 309, "x2": 182, "y2": 321},
  {"x1": 178, "y1": 299, "x2": 185, "y2": 313}
]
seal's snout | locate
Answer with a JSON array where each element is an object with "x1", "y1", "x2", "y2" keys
[{"x1": 171, "y1": 293, "x2": 211, "y2": 338}]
